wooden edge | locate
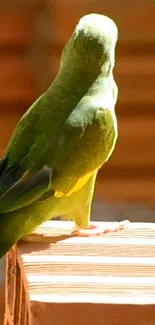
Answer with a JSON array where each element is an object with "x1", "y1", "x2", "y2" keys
[{"x1": 4, "y1": 220, "x2": 155, "y2": 325}]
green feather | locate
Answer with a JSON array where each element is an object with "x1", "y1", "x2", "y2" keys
[{"x1": 0, "y1": 13, "x2": 118, "y2": 258}]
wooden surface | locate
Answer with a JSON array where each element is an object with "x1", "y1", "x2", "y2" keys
[
  {"x1": 20, "y1": 221, "x2": 155, "y2": 304},
  {"x1": 0, "y1": 261, "x2": 5, "y2": 325},
  {"x1": 0, "y1": 2, "x2": 155, "y2": 204},
  {"x1": 4, "y1": 246, "x2": 30, "y2": 325},
  {"x1": 5, "y1": 220, "x2": 155, "y2": 325}
]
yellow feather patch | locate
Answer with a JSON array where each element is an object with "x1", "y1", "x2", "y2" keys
[
  {"x1": 54, "y1": 170, "x2": 96, "y2": 198},
  {"x1": 54, "y1": 191, "x2": 64, "y2": 198}
]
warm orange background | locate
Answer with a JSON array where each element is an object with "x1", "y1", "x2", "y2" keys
[
  {"x1": 0, "y1": 3, "x2": 155, "y2": 323},
  {"x1": 0, "y1": 1, "x2": 155, "y2": 205}
]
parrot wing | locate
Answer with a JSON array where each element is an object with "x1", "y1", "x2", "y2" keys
[
  {"x1": 0, "y1": 157, "x2": 53, "y2": 213},
  {"x1": 0, "y1": 96, "x2": 116, "y2": 214}
]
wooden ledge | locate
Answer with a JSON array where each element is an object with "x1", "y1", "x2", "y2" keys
[{"x1": 5, "y1": 221, "x2": 155, "y2": 325}]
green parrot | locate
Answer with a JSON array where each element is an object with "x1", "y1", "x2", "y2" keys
[{"x1": 0, "y1": 13, "x2": 123, "y2": 258}]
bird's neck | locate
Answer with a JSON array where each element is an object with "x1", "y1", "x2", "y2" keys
[
  {"x1": 45, "y1": 62, "x2": 114, "y2": 117},
  {"x1": 47, "y1": 66, "x2": 98, "y2": 102},
  {"x1": 49, "y1": 60, "x2": 113, "y2": 94}
]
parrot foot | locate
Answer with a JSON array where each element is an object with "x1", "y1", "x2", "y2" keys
[{"x1": 72, "y1": 220, "x2": 130, "y2": 237}]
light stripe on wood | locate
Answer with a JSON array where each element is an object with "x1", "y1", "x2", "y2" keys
[{"x1": 18, "y1": 221, "x2": 155, "y2": 305}]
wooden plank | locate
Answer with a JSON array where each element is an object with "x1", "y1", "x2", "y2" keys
[
  {"x1": 108, "y1": 150, "x2": 155, "y2": 169},
  {"x1": 117, "y1": 102, "x2": 155, "y2": 117},
  {"x1": 106, "y1": 117, "x2": 155, "y2": 168},
  {"x1": 118, "y1": 2, "x2": 155, "y2": 42},
  {"x1": 0, "y1": 9, "x2": 35, "y2": 46},
  {"x1": 98, "y1": 165, "x2": 154, "y2": 180},
  {"x1": 116, "y1": 41, "x2": 155, "y2": 56},
  {"x1": 95, "y1": 179, "x2": 155, "y2": 204},
  {"x1": 113, "y1": 117, "x2": 155, "y2": 138},
  {"x1": 0, "y1": 54, "x2": 36, "y2": 104},
  {"x1": 116, "y1": 56, "x2": 155, "y2": 75},
  {"x1": 11, "y1": 220, "x2": 155, "y2": 325},
  {"x1": 50, "y1": 0, "x2": 155, "y2": 46},
  {"x1": 5, "y1": 247, "x2": 30, "y2": 325},
  {"x1": 20, "y1": 221, "x2": 155, "y2": 302},
  {"x1": 118, "y1": 87, "x2": 155, "y2": 104}
]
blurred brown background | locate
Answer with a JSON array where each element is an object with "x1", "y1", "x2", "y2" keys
[
  {"x1": 0, "y1": 0, "x2": 155, "y2": 208},
  {"x1": 0, "y1": 2, "x2": 155, "y2": 322}
]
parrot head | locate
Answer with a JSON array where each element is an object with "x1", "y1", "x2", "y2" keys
[{"x1": 61, "y1": 13, "x2": 118, "y2": 74}]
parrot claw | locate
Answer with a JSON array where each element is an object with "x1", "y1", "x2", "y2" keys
[{"x1": 72, "y1": 220, "x2": 130, "y2": 237}]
